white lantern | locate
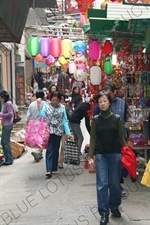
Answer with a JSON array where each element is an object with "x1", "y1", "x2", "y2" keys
[
  {"x1": 74, "y1": 69, "x2": 86, "y2": 82},
  {"x1": 90, "y1": 66, "x2": 102, "y2": 85},
  {"x1": 69, "y1": 61, "x2": 76, "y2": 74},
  {"x1": 74, "y1": 55, "x2": 87, "y2": 69}
]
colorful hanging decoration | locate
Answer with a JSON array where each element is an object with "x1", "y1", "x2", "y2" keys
[
  {"x1": 69, "y1": 61, "x2": 76, "y2": 74},
  {"x1": 34, "y1": 54, "x2": 45, "y2": 64},
  {"x1": 104, "y1": 60, "x2": 113, "y2": 75},
  {"x1": 74, "y1": 69, "x2": 87, "y2": 81},
  {"x1": 50, "y1": 38, "x2": 61, "y2": 58},
  {"x1": 46, "y1": 55, "x2": 55, "y2": 66},
  {"x1": 73, "y1": 41, "x2": 87, "y2": 54},
  {"x1": 75, "y1": 0, "x2": 95, "y2": 17},
  {"x1": 90, "y1": 66, "x2": 102, "y2": 85},
  {"x1": 40, "y1": 37, "x2": 50, "y2": 58},
  {"x1": 74, "y1": 55, "x2": 87, "y2": 70},
  {"x1": 80, "y1": 13, "x2": 89, "y2": 25},
  {"x1": 103, "y1": 40, "x2": 113, "y2": 55},
  {"x1": 58, "y1": 56, "x2": 68, "y2": 65},
  {"x1": 61, "y1": 39, "x2": 72, "y2": 59},
  {"x1": 28, "y1": 37, "x2": 39, "y2": 57},
  {"x1": 89, "y1": 41, "x2": 101, "y2": 60}
]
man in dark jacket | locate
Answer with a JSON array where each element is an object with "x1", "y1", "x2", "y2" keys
[{"x1": 67, "y1": 102, "x2": 90, "y2": 161}]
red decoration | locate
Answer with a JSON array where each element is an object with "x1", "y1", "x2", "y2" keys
[
  {"x1": 75, "y1": 0, "x2": 94, "y2": 16},
  {"x1": 46, "y1": 59, "x2": 52, "y2": 66},
  {"x1": 103, "y1": 40, "x2": 113, "y2": 55},
  {"x1": 34, "y1": 54, "x2": 45, "y2": 63}
]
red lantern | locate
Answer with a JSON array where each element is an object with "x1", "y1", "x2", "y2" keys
[
  {"x1": 50, "y1": 38, "x2": 61, "y2": 58},
  {"x1": 34, "y1": 54, "x2": 45, "y2": 63},
  {"x1": 103, "y1": 40, "x2": 113, "y2": 55},
  {"x1": 46, "y1": 60, "x2": 52, "y2": 66}
]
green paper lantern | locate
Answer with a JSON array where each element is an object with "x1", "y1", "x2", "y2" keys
[
  {"x1": 104, "y1": 60, "x2": 113, "y2": 75},
  {"x1": 28, "y1": 37, "x2": 40, "y2": 57}
]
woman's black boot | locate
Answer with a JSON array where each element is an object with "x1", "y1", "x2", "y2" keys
[{"x1": 100, "y1": 213, "x2": 109, "y2": 225}]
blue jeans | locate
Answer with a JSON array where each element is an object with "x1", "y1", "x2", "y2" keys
[
  {"x1": 1, "y1": 125, "x2": 13, "y2": 164},
  {"x1": 46, "y1": 134, "x2": 61, "y2": 173},
  {"x1": 95, "y1": 153, "x2": 122, "y2": 215}
]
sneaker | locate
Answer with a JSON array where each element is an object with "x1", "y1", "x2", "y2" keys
[{"x1": 31, "y1": 152, "x2": 39, "y2": 162}]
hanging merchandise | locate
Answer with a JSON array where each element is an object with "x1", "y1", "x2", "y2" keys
[
  {"x1": 89, "y1": 41, "x2": 101, "y2": 60},
  {"x1": 69, "y1": 61, "x2": 76, "y2": 74},
  {"x1": 57, "y1": 71, "x2": 70, "y2": 93},
  {"x1": 58, "y1": 56, "x2": 68, "y2": 65},
  {"x1": 46, "y1": 55, "x2": 55, "y2": 66},
  {"x1": 90, "y1": 66, "x2": 102, "y2": 85},
  {"x1": 74, "y1": 69, "x2": 87, "y2": 82},
  {"x1": 80, "y1": 13, "x2": 89, "y2": 25},
  {"x1": 74, "y1": 55, "x2": 87, "y2": 70},
  {"x1": 40, "y1": 37, "x2": 50, "y2": 58},
  {"x1": 28, "y1": 37, "x2": 40, "y2": 57},
  {"x1": 104, "y1": 60, "x2": 113, "y2": 75},
  {"x1": 101, "y1": 0, "x2": 110, "y2": 9},
  {"x1": 34, "y1": 54, "x2": 45, "y2": 64},
  {"x1": 75, "y1": 0, "x2": 94, "y2": 17},
  {"x1": 50, "y1": 38, "x2": 61, "y2": 58},
  {"x1": 103, "y1": 40, "x2": 113, "y2": 55},
  {"x1": 61, "y1": 39, "x2": 72, "y2": 59},
  {"x1": 73, "y1": 41, "x2": 87, "y2": 54}
]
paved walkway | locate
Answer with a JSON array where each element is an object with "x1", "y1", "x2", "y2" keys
[{"x1": 0, "y1": 120, "x2": 150, "y2": 225}]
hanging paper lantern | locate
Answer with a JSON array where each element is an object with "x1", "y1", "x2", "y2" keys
[
  {"x1": 103, "y1": 40, "x2": 113, "y2": 55},
  {"x1": 69, "y1": 61, "x2": 76, "y2": 74},
  {"x1": 46, "y1": 55, "x2": 55, "y2": 66},
  {"x1": 50, "y1": 38, "x2": 61, "y2": 58},
  {"x1": 73, "y1": 41, "x2": 87, "y2": 54},
  {"x1": 58, "y1": 56, "x2": 68, "y2": 65},
  {"x1": 90, "y1": 66, "x2": 102, "y2": 85},
  {"x1": 104, "y1": 60, "x2": 113, "y2": 75},
  {"x1": 28, "y1": 37, "x2": 40, "y2": 57},
  {"x1": 40, "y1": 37, "x2": 50, "y2": 58},
  {"x1": 74, "y1": 55, "x2": 87, "y2": 69},
  {"x1": 89, "y1": 41, "x2": 101, "y2": 60},
  {"x1": 74, "y1": 69, "x2": 87, "y2": 82},
  {"x1": 61, "y1": 39, "x2": 72, "y2": 59},
  {"x1": 34, "y1": 54, "x2": 45, "y2": 63}
]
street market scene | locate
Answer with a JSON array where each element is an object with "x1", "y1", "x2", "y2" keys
[{"x1": 0, "y1": 0, "x2": 150, "y2": 225}]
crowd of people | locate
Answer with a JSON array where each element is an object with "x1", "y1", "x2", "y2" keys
[{"x1": 0, "y1": 73, "x2": 133, "y2": 225}]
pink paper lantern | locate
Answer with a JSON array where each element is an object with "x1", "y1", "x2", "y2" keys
[
  {"x1": 50, "y1": 38, "x2": 61, "y2": 58},
  {"x1": 89, "y1": 41, "x2": 101, "y2": 60},
  {"x1": 40, "y1": 38, "x2": 50, "y2": 58},
  {"x1": 34, "y1": 54, "x2": 45, "y2": 63}
]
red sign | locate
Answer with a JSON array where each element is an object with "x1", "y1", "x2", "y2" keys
[{"x1": 65, "y1": 0, "x2": 80, "y2": 15}]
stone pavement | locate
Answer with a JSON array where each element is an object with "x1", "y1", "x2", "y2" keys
[{"x1": 0, "y1": 120, "x2": 150, "y2": 225}]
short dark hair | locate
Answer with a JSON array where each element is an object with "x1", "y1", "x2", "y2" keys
[
  {"x1": 96, "y1": 91, "x2": 112, "y2": 105},
  {"x1": 35, "y1": 90, "x2": 44, "y2": 99},
  {"x1": 103, "y1": 82, "x2": 116, "y2": 92},
  {"x1": 0, "y1": 90, "x2": 10, "y2": 102},
  {"x1": 50, "y1": 91, "x2": 61, "y2": 101}
]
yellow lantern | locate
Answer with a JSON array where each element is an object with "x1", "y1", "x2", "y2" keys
[
  {"x1": 58, "y1": 56, "x2": 68, "y2": 65},
  {"x1": 61, "y1": 39, "x2": 72, "y2": 59}
]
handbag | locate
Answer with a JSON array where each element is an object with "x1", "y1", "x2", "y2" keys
[
  {"x1": 64, "y1": 139, "x2": 80, "y2": 166},
  {"x1": 24, "y1": 117, "x2": 50, "y2": 149},
  {"x1": 13, "y1": 111, "x2": 22, "y2": 124},
  {"x1": 141, "y1": 160, "x2": 150, "y2": 188}
]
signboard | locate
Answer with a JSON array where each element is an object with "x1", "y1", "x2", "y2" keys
[
  {"x1": 15, "y1": 62, "x2": 25, "y2": 106},
  {"x1": 65, "y1": 0, "x2": 80, "y2": 15}
]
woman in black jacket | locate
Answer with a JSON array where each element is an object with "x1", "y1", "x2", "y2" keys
[{"x1": 70, "y1": 87, "x2": 82, "y2": 109}]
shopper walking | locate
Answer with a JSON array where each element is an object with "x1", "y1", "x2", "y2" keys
[
  {"x1": 37, "y1": 91, "x2": 73, "y2": 179},
  {"x1": 0, "y1": 90, "x2": 14, "y2": 166},
  {"x1": 26, "y1": 90, "x2": 45, "y2": 162},
  {"x1": 89, "y1": 91, "x2": 126, "y2": 225}
]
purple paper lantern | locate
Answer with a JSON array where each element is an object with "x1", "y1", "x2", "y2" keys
[
  {"x1": 89, "y1": 41, "x2": 101, "y2": 60},
  {"x1": 40, "y1": 37, "x2": 50, "y2": 58}
]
